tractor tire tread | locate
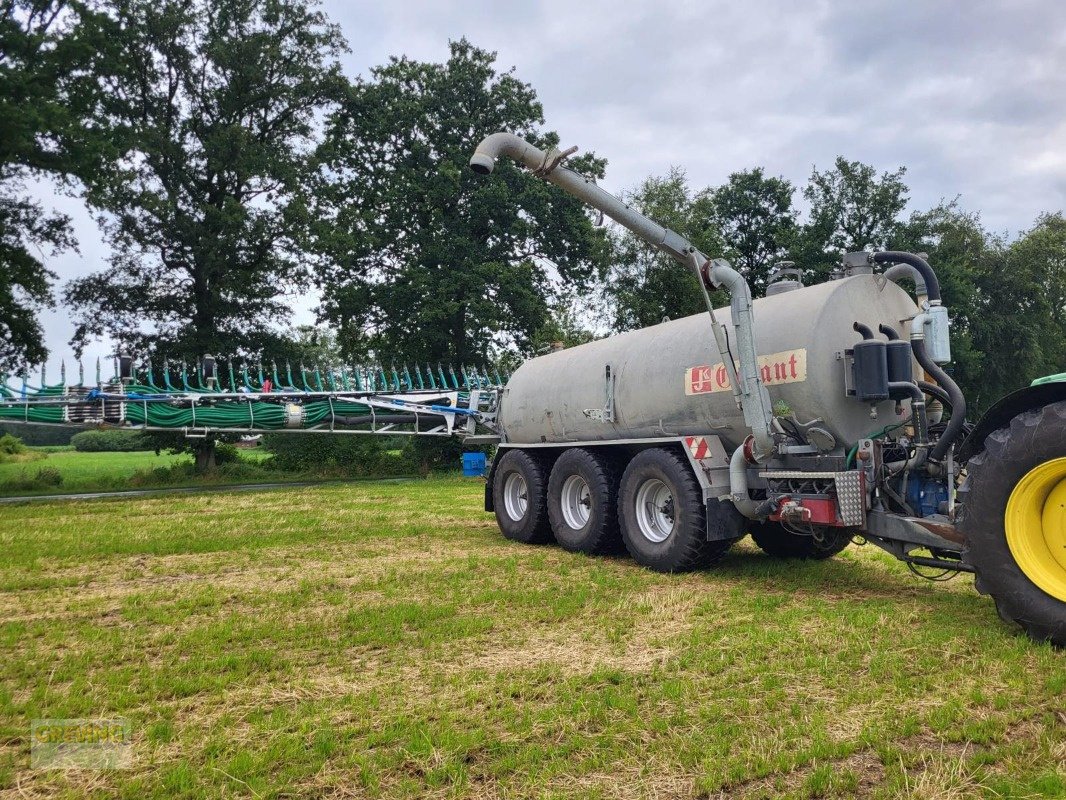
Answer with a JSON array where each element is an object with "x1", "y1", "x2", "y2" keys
[{"x1": 959, "y1": 400, "x2": 1066, "y2": 646}]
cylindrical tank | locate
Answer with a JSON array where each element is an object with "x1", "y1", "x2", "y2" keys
[{"x1": 500, "y1": 274, "x2": 917, "y2": 450}]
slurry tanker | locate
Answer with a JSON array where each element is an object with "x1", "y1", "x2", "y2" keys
[
  {"x1": 2, "y1": 133, "x2": 1063, "y2": 646},
  {"x1": 468, "y1": 132, "x2": 1066, "y2": 646}
]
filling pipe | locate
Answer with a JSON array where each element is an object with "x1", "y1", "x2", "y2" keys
[
  {"x1": 882, "y1": 264, "x2": 928, "y2": 302},
  {"x1": 729, "y1": 441, "x2": 761, "y2": 519},
  {"x1": 470, "y1": 132, "x2": 776, "y2": 460},
  {"x1": 872, "y1": 251, "x2": 941, "y2": 304}
]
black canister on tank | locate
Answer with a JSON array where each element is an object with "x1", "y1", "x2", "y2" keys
[
  {"x1": 851, "y1": 322, "x2": 889, "y2": 403},
  {"x1": 879, "y1": 324, "x2": 914, "y2": 393}
]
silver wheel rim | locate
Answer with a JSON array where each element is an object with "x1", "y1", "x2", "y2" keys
[
  {"x1": 560, "y1": 474, "x2": 592, "y2": 530},
  {"x1": 503, "y1": 472, "x2": 528, "y2": 522},
  {"x1": 634, "y1": 478, "x2": 675, "y2": 543}
]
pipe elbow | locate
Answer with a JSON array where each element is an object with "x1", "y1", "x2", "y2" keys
[
  {"x1": 872, "y1": 251, "x2": 941, "y2": 303},
  {"x1": 729, "y1": 443, "x2": 761, "y2": 519},
  {"x1": 469, "y1": 132, "x2": 547, "y2": 176},
  {"x1": 882, "y1": 263, "x2": 928, "y2": 299}
]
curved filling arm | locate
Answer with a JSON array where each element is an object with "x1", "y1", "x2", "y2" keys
[{"x1": 470, "y1": 132, "x2": 776, "y2": 459}]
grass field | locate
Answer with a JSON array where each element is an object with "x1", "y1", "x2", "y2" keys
[
  {"x1": 0, "y1": 449, "x2": 284, "y2": 497},
  {"x1": 0, "y1": 477, "x2": 1063, "y2": 798},
  {"x1": 0, "y1": 450, "x2": 189, "y2": 493}
]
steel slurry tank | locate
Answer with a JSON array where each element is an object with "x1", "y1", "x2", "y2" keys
[{"x1": 500, "y1": 273, "x2": 919, "y2": 450}]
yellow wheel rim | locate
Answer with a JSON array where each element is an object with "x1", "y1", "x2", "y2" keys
[{"x1": 1005, "y1": 457, "x2": 1066, "y2": 602}]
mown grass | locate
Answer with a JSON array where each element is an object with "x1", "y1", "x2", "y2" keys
[{"x1": 0, "y1": 477, "x2": 1063, "y2": 798}]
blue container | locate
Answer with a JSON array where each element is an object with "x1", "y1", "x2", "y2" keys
[{"x1": 462, "y1": 452, "x2": 487, "y2": 477}]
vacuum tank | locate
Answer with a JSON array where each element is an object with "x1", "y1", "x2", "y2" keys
[{"x1": 500, "y1": 273, "x2": 918, "y2": 450}]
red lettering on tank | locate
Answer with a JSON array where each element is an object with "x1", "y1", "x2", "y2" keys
[
  {"x1": 685, "y1": 349, "x2": 807, "y2": 396},
  {"x1": 715, "y1": 364, "x2": 729, "y2": 389},
  {"x1": 689, "y1": 366, "x2": 713, "y2": 393}
]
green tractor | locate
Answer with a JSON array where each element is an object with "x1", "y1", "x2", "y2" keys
[{"x1": 958, "y1": 372, "x2": 1066, "y2": 643}]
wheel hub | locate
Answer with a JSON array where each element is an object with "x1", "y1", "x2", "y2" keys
[
  {"x1": 503, "y1": 472, "x2": 529, "y2": 522},
  {"x1": 634, "y1": 478, "x2": 676, "y2": 543},
  {"x1": 560, "y1": 474, "x2": 592, "y2": 530},
  {"x1": 1005, "y1": 457, "x2": 1066, "y2": 602}
]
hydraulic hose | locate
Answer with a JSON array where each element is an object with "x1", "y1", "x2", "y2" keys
[
  {"x1": 911, "y1": 338, "x2": 967, "y2": 462},
  {"x1": 917, "y1": 380, "x2": 951, "y2": 406},
  {"x1": 887, "y1": 381, "x2": 929, "y2": 444},
  {"x1": 871, "y1": 251, "x2": 941, "y2": 304}
]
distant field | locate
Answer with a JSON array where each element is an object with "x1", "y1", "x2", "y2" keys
[
  {"x1": 0, "y1": 478, "x2": 1063, "y2": 798},
  {"x1": 0, "y1": 448, "x2": 279, "y2": 497},
  {"x1": 0, "y1": 450, "x2": 190, "y2": 492}
]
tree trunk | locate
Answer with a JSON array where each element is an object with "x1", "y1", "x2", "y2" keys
[{"x1": 193, "y1": 440, "x2": 216, "y2": 473}]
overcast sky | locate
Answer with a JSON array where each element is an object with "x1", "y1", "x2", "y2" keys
[{"x1": 30, "y1": 0, "x2": 1066, "y2": 376}]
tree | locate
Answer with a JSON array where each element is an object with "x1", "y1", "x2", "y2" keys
[
  {"x1": 797, "y1": 157, "x2": 908, "y2": 279},
  {"x1": 606, "y1": 167, "x2": 722, "y2": 331},
  {"x1": 0, "y1": 194, "x2": 71, "y2": 372},
  {"x1": 0, "y1": 0, "x2": 109, "y2": 372},
  {"x1": 969, "y1": 213, "x2": 1066, "y2": 409},
  {"x1": 62, "y1": 0, "x2": 347, "y2": 470},
  {"x1": 315, "y1": 39, "x2": 610, "y2": 365},
  {"x1": 711, "y1": 167, "x2": 797, "y2": 295},
  {"x1": 63, "y1": 0, "x2": 348, "y2": 362},
  {"x1": 269, "y1": 323, "x2": 343, "y2": 375}
]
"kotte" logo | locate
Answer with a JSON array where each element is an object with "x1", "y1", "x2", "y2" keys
[{"x1": 685, "y1": 348, "x2": 808, "y2": 395}]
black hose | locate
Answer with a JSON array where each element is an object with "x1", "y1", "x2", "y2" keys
[
  {"x1": 878, "y1": 324, "x2": 899, "y2": 341},
  {"x1": 333, "y1": 413, "x2": 446, "y2": 426},
  {"x1": 853, "y1": 321, "x2": 875, "y2": 339},
  {"x1": 888, "y1": 381, "x2": 929, "y2": 444},
  {"x1": 911, "y1": 339, "x2": 967, "y2": 461},
  {"x1": 917, "y1": 380, "x2": 951, "y2": 406},
  {"x1": 871, "y1": 252, "x2": 941, "y2": 303}
]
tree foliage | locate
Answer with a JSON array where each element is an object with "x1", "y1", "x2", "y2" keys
[
  {"x1": 797, "y1": 157, "x2": 908, "y2": 279},
  {"x1": 314, "y1": 39, "x2": 610, "y2": 364},
  {"x1": 63, "y1": 0, "x2": 348, "y2": 360},
  {"x1": 605, "y1": 167, "x2": 721, "y2": 331},
  {"x1": 0, "y1": 0, "x2": 107, "y2": 372},
  {"x1": 0, "y1": 192, "x2": 71, "y2": 371},
  {"x1": 711, "y1": 167, "x2": 797, "y2": 294}
]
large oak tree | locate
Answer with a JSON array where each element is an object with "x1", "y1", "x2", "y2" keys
[
  {"x1": 0, "y1": 0, "x2": 108, "y2": 372},
  {"x1": 314, "y1": 39, "x2": 610, "y2": 364},
  {"x1": 64, "y1": 0, "x2": 348, "y2": 360}
]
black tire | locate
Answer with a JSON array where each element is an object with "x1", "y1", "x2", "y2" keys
[
  {"x1": 749, "y1": 521, "x2": 852, "y2": 559},
  {"x1": 547, "y1": 448, "x2": 622, "y2": 554},
  {"x1": 958, "y1": 400, "x2": 1066, "y2": 646},
  {"x1": 618, "y1": 447, "x2": 743, "y2": 572},
  {"x1": 492, "y1": 449, "x2": 553, "y2": 544}
]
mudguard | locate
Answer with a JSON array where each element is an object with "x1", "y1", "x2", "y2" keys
[{"x1": 958, "y1": 381, "x2": 1066, "y2": 462}]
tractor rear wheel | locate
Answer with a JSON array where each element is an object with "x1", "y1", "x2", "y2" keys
[
  {"x1": 959, "y1": 400, "x2": 1066, "y2": 646},
  {"x1": 492, "y1": 449, "x2": 553, "y2": 545},
  {"x1": 749, "y1": 521, "x2": 851, "y2": 559},
  {"x1": 618, "y1": 448, "x2": 743, "y2": 572}
]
